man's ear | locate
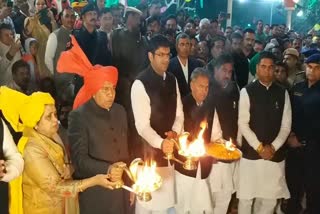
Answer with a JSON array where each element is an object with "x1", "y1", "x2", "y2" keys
[
  {"x1": 148, "y1": 52, "x2": 153, "y2": 62},
  {"x1": 190, "y1": 80, "x2": 194, "y2": 91}
]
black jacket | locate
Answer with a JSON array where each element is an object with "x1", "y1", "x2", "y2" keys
[
  {"x1": 68, "y1": 99, "x2": 129, "y2": 214},
  {"x1": 209, "y1": 79, "x2": 239, "y2": 141},
  {"x1": 168, "y1": 57, "x2": 203, "y2": 97},
  {"x1": 232, "y1": 51, "x2": 249, "y2": 89},
  {"x1": 291, "y1": 81, "x2": 320, "y2": 143},
  {"x1": 174, "y1": 94, "x2": 214, "y2": 179}
]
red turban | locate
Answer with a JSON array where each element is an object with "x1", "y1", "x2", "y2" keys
[{"x1": 57, "y1": 36, "x2": 118, "y2": 109}]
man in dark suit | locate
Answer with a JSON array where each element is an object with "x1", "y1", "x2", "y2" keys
[
  {"x1": 73, "y1": 3, "x2": 112, "y2": 94},
  {"x1": 58, "y1": 35, "x2": 129, "y2": 214},
  {"x1": 168, "y1": 33, "x2": 203, "y2": 97}
]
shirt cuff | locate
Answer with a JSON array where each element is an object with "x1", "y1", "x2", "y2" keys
[{"x1": 0, "y1": 164, "x2": 19, "y2": 182}]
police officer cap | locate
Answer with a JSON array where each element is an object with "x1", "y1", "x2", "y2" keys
[
  {"x1": 302, "y1": 49, "x2": 320, "y2": 58},
  {"x1": 81, "y1": 3, "x2": 98, "y2": 16},
  {"x1": 283, "y1": 48, "x2": 299, "y2": 58},
  {"x1": 124, "y1": 6, "x2": 142, "y2": 17},
  {"x1": 305, "y1": 54, "x2": 320, "y2": 64}
]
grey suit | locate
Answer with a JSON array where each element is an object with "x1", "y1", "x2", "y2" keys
[{"x1": 68, "y1": 99, "x2": 130, "y2": 214}]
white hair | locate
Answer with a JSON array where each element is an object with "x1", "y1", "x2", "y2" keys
[{"x1": 199, "y1": 18, "x2": 210, "y2": 28}]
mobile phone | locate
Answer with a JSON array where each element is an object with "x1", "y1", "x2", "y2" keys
[
  {"x1": 15, "y1": 34, "x2": 20, "y2": 41},
  {"x1": 6, "y1": 0, "x2": 13, "y2": 7}
]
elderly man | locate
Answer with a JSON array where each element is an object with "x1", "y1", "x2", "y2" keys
[
  {"x1": 168, "y1": 33, "x2": 203, "y2": 97},
  {"x1": 175, "y1": 67, "x2": 220, "y2": 214},
  {"x1": 57, "y1": 36, "x2": 130, "y2": 214},
  {"x1": 237, "y1": 51, "x2": 291, "y2": 214},
  {"x1": 287, "y1": 54, "x2": 320, "y2": 214},
  {"x1": 196, "y1": 18, "x2": 210, "y2": 42},
  {"x1": 131, "y1": 35, "x2": 184, "y2": 214}
]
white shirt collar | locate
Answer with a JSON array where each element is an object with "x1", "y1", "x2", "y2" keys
[
  {"x1": 177, "y1": 56, "x2": 189, "y2": 82},
  {"x1": 259, "y1": 80, "x2": 273, "y2": 89},
  {"x1": 177, "y1": 56, "x2": 188, "y2": 68}
]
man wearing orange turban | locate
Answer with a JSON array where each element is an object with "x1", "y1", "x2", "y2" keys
[{"x1": 57, "y1": 36, "x2": 130, "y2": 214}]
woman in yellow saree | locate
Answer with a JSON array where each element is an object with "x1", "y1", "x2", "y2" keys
[{"x1": 0, "y1": 87, "x2": 119, "y2": 214}]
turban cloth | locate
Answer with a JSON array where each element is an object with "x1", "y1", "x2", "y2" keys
[
  {"x1": 0, "y1": 86, "x2": 54, "y2": 214},
  {"x1": 57, "y1": 35, "x2": 118, "y2": 109},
  {"x1": 0, "y1": 86, "x2": 55, "y2": 131}
]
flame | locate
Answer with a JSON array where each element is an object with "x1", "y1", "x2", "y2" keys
[
  {"x1": 132, "y1": 160, "x2": 162, "y2": 193},
  {"x1": 225, "y1": 138, "x2": 236, "y2": 151},
  {"x1": 179, "y1": 132, "x2": 189, "y2": 153},
  {"x1": 179, "y1": 121, "x2": 207, "y2": 157}
]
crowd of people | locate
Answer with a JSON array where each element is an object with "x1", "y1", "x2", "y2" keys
[{"x1": 0, "y1": 0, "x2": 320, "y2": 214}]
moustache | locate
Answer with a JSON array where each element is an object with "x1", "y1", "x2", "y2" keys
[{"x1": 90, "y1": 18, "x2": 96, "y2": 22}]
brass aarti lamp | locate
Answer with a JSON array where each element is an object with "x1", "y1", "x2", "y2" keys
[
  {"x1": 164, "y1": 121, "x2": 207, "y2": 170},
  {"x1": 110, "y1": 158, "x2": 162, "y2": 202}
]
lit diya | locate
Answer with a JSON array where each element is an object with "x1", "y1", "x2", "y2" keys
[
  {"x1": 165, "y1": 121, "x2": 207, "y2": 170},
  {"x1": 206, "y1": 139, "x2": 242, "y2": 163},
  {"x1": 110, "y1": 158, "x2": 162, "y2": 202}
]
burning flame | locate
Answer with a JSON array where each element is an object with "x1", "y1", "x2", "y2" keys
[
  {"x1": 179, "y1": 121, "x2": 207, "y2": 157},
  {"x1": 225, "y1": 139, "x2": 236, "y2": 151},
  {"x1": 131, "y1": 160, "x2": 162, "y2": 193}
]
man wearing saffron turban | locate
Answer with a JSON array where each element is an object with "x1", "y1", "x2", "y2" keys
[{"x1": 57, "y1": 35, "x2": 130, "y2": 214}]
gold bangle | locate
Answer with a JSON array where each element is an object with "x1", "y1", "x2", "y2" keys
[{"x1": 256, "y1": 143, "x2": 264, "y2": 154}]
